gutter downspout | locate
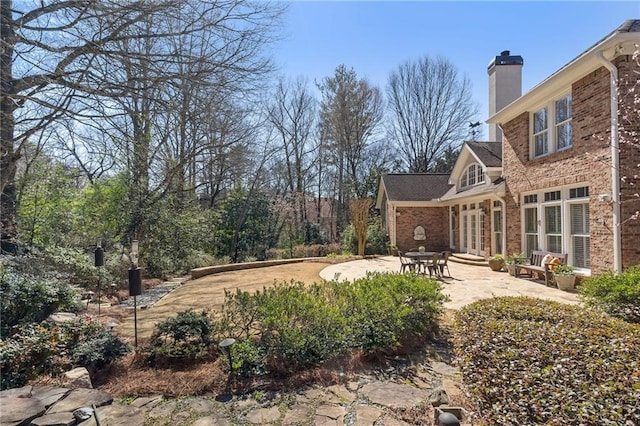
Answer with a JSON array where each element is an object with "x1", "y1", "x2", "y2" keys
[{"x1": 597, "y1": 51, "x2": 622, "y2": 273}]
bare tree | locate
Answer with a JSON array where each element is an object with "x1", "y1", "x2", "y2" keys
[
  {"x1": 266, "y1": 77, "x2": 318, "y2": 242},
  {"x1": 318, "y1": 65, "x2": 384, "y2": 234},
  {"x1": 0, "y1": 0, "x2": 283, "y2": 247},
  {"x1": 387, "y1": 56, "x2": 479, "y2": 172}
]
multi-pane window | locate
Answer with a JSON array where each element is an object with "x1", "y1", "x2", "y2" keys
[
  {"x1": 533, "y1": 108, "x2": 548, "y2": 156},
  {"x1": 556, "y1": 95, "x2": 573, "y2": 150},
  {"x1": 460, "y1": 163, "x2": 485, "y2": 188},
  {"x1": 524, "y1": 207, "x2": 539, "y2": 256},
  {"x1": 571, "y1": 203, "x2": 590, "y2": 268},
  {"x1": 532, "y1": 94, "x2": 572, "y2": 158},
  {"x1": 545, "y1": 205, "x2": 562, "y2": 253},
  {"x1": 493, "y1": 209, "x2": 503, "y2": 255}
]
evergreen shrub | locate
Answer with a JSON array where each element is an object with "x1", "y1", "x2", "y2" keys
[{"x1": 454, "y1": 297, "x2": 640, "y2": 425}]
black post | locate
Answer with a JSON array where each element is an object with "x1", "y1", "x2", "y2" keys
[
  {"x1": 129, "y1": 267, "x2": 142, "y2": 348},
  {"x1": 94, "y1": 246, "x2": 104, "y2": 317}
]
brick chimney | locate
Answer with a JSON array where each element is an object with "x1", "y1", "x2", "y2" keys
[{"x1": 488, "y1": 50, "x2": 523, "y2": 141}]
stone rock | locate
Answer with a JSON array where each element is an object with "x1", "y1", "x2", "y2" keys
[
  {"x1": 130, "y1": 394, "x2": 163, "y2": 409},
  {"x1": 32, "y1": 386, "x2": 71, "y2": 408},
  {"x1": 31, "y1": 411, "x2": 76, "y2": 426},
  {"x1": 46, "y1": 389, "x2": 113, "y2": 414},
  {"x1": 326, "y1": 384, "x2": 355, "y2": 403},
  {"x1": 73, "y1": 406, "x2": 94, "y2": 421},
  {"x1": 315, "y1": 404, "x2": 345, "y2": 425},
  {"x1": 192, "y1": 415, "x2": 231, "y2": 426},
  {"x1": 361, "y1": 382, "x2": 429, "y2": 410},
  {"x1": 355, "y1": 405, "x2": 383, "y2": 425},
  {"x1": 430, "y1": 387, "x2": 449, "y2": 407},
  {"x1": 47, "y1": 312, "x2": 77, "y2": 324},
  {"x1": 147, "y1": 399, "x2": 177, "y2": 419},
  {"x1": 185, "y1": 397, "x2": 215, "y2": 414},
  {"x1": 282, "y1": 404, "x2": 311, "y2": 425},
  {"x1": 62, "y1": 367, "x2": 93, "y2": 389},
  {"x1": 245, "y1": 406, "x2": 281, "y2": 424},
  {"x1": 95, "y1": 404, "x2": 145, "y2": 426},
  {"x1": 431, "y1": 361, "x2": 459, "y2": 377},
  {"x1": 0, "y1": 385, "x2": 33, "y2": 398},
  {"x1": 0, "y1": 396, "x2": 46, "y2": 424}
]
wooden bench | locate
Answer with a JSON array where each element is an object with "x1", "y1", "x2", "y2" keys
[{"x1": 516, "y1": 251, "x2": 567, "y2": 287}]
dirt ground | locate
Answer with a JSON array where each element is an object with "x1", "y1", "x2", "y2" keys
[{"x1": 116, "y1": 261, "x2": 332, "y2": 342}]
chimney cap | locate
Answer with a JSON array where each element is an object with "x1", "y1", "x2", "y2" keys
[{"x1": 488, "y1": 50, "x2": 524, "y2": 71}]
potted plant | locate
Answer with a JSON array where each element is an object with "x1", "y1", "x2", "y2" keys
[
  {"x1": 388, "y1": 244, "x2": 398, "y2": 256},
  {"x1": 488, "y1": 254, "x2": 505, "y2": 272},
  {"x1": 505, "y1": 253, "x2": 524, "y2": 276},
  {"x1": 553, "y1": 264, "x2": 576, "y2": 291}
]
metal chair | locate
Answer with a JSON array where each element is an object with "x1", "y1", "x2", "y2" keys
[
  {"x1": 398, "y1": 251, "x2": 415, "y2": 273},
  {"x1": 426, "y1": 252, "x2": 441, "y2": 278},
  {"x1": 438, "y1": 251, "x2": 452, "y2": 278}
]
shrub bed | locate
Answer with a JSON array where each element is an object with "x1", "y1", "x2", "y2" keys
[
  {"x1": 146, "y1": 272, "x2": 446, "y2": 377},
  {"x1": 454, "y1": 297, "x2": 640, "y2": 425},
  {"x1": 580, "y1": 265, "x2": 640, "y2": 323}
]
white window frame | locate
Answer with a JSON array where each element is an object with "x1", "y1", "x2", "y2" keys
[
  {"x1": 530, "y1": 93, "x2": 572, "y2": 159},
  {"x1": 460, "y1": 162, "x2": 485, "y2": 188},
  {"x1": 520, "y1": 185, "x2": 590, "y2": 273}
]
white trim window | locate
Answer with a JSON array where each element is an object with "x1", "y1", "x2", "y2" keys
[
  {"x1": 520, "y1": 186, "x2": 590, "y2": 271},
  {"x1": 460, "y1": 163, "x2": 485, "y2": 188},
  {"x1": 531, "y1": 94, "x2": 572, "y2": 158}
]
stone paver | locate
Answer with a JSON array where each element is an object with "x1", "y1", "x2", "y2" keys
[
  {"x1": 354, "y1": 405, "x2": 383, "y2": 425},
  {"x1": 320, "y1": 256, "x2": 580, "y2": 309},
  {"x1": 361, "y1": 382, "x2": 430, "y2": 410},
  {"x1": 246, "y1": 405, "x2": 281, "y2": 424}
]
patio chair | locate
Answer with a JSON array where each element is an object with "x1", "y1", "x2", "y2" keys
[
  {"x1": 438, "y1": 251, "x2": 452, "y2": 278},
  {"x1": 426, "y1": 252, "x2": 441, "y2": 278},
  {"x1": 398, "y1": 251, "x2": 415, "y2": 273}
]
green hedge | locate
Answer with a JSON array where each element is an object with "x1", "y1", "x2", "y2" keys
[
  {"x1": 148, "y1": 272, "x2": 446, "y2": 377},
  {"x1": 454, "y1": 297, "x2": 640, "y2": 425},
  {"x1": 580, "y1": 265, "x2": 640, "y2": 323}
]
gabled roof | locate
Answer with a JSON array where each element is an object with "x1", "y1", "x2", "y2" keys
[
  {"x1": 449, "y1": 141, "x2": 502, "y2": 185},
  {"x1": 488, "y1": 19, "x2": 640, "y2": 125},
  {"x1": 466, "y1": 142, "x2": 502, "y2": 168},
  {"x1": 376, "y1": 174, "x2": 452, "y2": 206}
]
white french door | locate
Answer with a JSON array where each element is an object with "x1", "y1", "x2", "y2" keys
[{"x1": 461, "y1": 205, "x2": 484, "y2": 256}]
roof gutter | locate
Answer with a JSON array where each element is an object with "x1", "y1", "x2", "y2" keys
[{"x1": 596, "y1": 51, "x2": 622, "y2": 274}]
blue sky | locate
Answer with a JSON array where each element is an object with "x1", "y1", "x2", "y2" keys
[{"x1": 272, "y1": 1, "x2": 639, "y2": 138}]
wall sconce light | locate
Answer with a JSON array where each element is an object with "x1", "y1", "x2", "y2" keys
[
  {"x1": 395, "y1": 212, "x2": 401, "y2": 217},
  {"x1": 480, "y1": 206, "x2": 488, "y2": 215},
  {"x1": 598, "y1": 194, "x2": 612, "y2": 203}
]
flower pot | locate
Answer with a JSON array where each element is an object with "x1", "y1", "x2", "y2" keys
[
  {"x1": 554, "y1": 274, "x2": 576, "y2": 291},
  {"x1": 506, "y1": 264, "x2": 516, "y2": 276},
  {"x1": 488, "y1": 259, "x2": 505, "y2": 272}
]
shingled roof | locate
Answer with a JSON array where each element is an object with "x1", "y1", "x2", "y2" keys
[
  {"x1": 380, "y1": 173, "x2": 453, "y2": 202},
  {"x1": 466, "y1": 142, "x2": 502, "y2": 168}
]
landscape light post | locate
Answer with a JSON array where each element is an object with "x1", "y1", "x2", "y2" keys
[
  {"x1": 94, "y1": 241, "x2": 104, "y2": 317},
  {"x1": 128, "y1": 240, "x2": 142, "y2": 348}
]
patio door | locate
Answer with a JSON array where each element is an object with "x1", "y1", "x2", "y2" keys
[{"x1": 461, "y1": 204, "x2": 484, "y2": 256}]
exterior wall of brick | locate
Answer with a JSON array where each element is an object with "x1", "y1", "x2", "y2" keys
[
  {"x1": 617, "y1": 55, "x2": 640, "y2": 268},
  {"x1": 502, "y1": 60, "x2": 639, "y2": 274},
  {"x1": 395, "y1": 207, "x2": 449, "y2": 252}
]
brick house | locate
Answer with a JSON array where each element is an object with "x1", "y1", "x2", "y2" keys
[{"x1": 377, "y1": 19, "x2": 640, "y2": 276}]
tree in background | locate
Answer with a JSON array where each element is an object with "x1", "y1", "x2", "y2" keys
[
  {"x1": 386, "y1": 56, "x2": 478, "y2": 172},
  {"x1": 350, "y1": 199, "x2": 371, "y2": 256},
  {"x1": 318, "y1": 65, "x2": 384, "y2": 236}
]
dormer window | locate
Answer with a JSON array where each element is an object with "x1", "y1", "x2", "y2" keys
[
  {"x1": 531, "y1": 93, "x2": 572, "y2": 158},
  {"x1": 460, "y1": 163, "x2": 485, "y2": 188}
]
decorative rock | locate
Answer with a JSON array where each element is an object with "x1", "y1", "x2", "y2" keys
[
  {"x1": 361, "y1": 382, "x2": 429, "y2": 410},
  {"x1": 315, "y1": 404, "x2": 345, "y2": 425},
  {"x1": 95, "y1": 404, "x2": 145, "y2": 426},
  {"x1": 32, "y1": 386, "x2": 71, "y2": 408},
  {"x1": 355, "y1": 405, "x2": 383, "y2": 425},
  {"x1": 47, "y1": 389, "x2": 113, "y2": 414},
  {"x1": 130, "y1": 394, "x2": 163, "y2": 409},
  {"x1": 47, "y1": 312, "x2": 77, "y2": 324},
  {"x1": 246, "y1": 406, "x2": 281, "y2": 424},
  {"x1": 192, "y1": 415, "x2": 231, "y2": 426},
  {"x1": 72, "y1": 406, "x2": 94, "y2": 421},
  {"x1": 283, "y1": 404, "x2": 311, "y2": 425},
  {"x1": 0, "y1": 385, "x2": 33, "y2": 398},
  {"x1": 438, "y1": 411, "x2": 460, "y2": 426},
  {"x1": 31, "y1": 411, "x2": 76, "y2": 426},
  {"x1": 62, "y1": 367, "x2": 93, "y2": 389},
  {"x1": 0, "y1": 396, "x2": 46, "y2": 424},
  {"x1": 430, "y1": 387, "x2": 449, "y2": 407}
]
